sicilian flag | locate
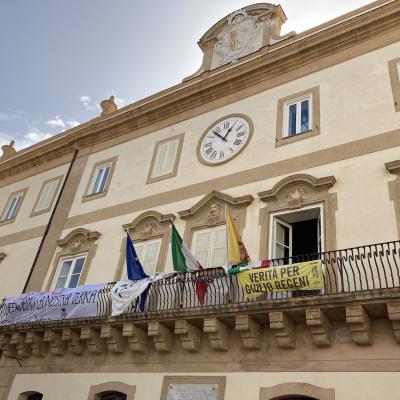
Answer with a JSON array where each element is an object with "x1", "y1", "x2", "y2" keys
[
  {"x1": 171, "y1": 223, "x2": 208, "y2": 305},
  {"x1": 126, "y1": 232, "x2": 149, "y2": 311},
  {"x1": 226, "y1": 208, "x2": 250, "y2": 265},
  {"x1": 228, "y1": 259, "x2": 272, "y2": 275}
]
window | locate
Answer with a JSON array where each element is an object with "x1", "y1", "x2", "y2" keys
[
  {"x1": 0, "y1": 189, "x2": 26, "y2": 223},
  {"x1": 122, "y1": 238, "x2": 162, "y2": 278},
  {"x1": 147, "y1": 133, "x2": 184, "y2": 184},
  {"x1": 192, "y1": 225, "x2": 227, "y2": 268},
  {"x1": 31, "y1": 176, "x2": 63, "y2": 216},
  {"x1": 276, "y1": 87, "x2": 320, "y2": 147},
  {"x1": 83, "y1": 156, "x2": 117, "y2": 201},
  {"x1": 270, "y1": 205, "x2": 323, "y2": 260},
  {"x1": 100, "y1": 393, "x2": 127, "y2": 400},
  {"x1": 53, "y1": 255, "x2": 87, "y2": 289},
  {"x1": 27, "y1": 394, "x2": 43, "y2": 400},
  {"x1": 284, "y1": 94, "x2": 312, "y2": 137},
  {"x1": 388, "y1": 57, "x2": 400, "y2": 112}
]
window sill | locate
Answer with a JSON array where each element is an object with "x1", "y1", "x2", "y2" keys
[
  {"x1": 81, "y1": 190, "x2": 108, "y2": 203},
  {"x1": 275, "y1": 127, "x2": 320, "y2": 148},
  {"x1": 0, "y1": 218, "x2": 16, "y2": 227}
]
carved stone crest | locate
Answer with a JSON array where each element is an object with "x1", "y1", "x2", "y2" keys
[
  {"x1": 207, "y1": 203, "x2": 220, "y2": 221},
  {"x1": 287, "y1": 187, "x2": 311, "y2": 208},
  {"x1": 211, "y1": 9, "x2": 262, "y2": 69},
  {"x1": 142, "y1": 222, "x2": 156, "y2": 238}
]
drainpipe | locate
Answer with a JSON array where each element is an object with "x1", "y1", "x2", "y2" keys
[{"x1": 22, "y1": 148, "x2": 79, "y2": 294}]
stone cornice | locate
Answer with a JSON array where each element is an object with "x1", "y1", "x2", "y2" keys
[{"x1": 0, "y1": 0, "x2": 399, "y2": 182}]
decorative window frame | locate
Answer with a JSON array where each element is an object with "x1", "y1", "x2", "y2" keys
[
  {"x1": 260, "y1": 382, "x2": 335, "y2": 400},
  {"x1": 178, "y1": 190, "x2": 254, "y2": 247},
  {"x1": 87, "y1": 381, "x2": 136, "y2": 400},
  {"x1": 275, "y1": 86, "x2": 320, "y2": 147},
  {"x1": 258, "y1": 174, "x2": 337, "y2": 258},
  {"x1": 17, "y1": 392, "x2": 44, "y2": 400},
  {"x1": 160, "y1": 376, "x2": 226, "y2": 400},
  {"x1": 388, "y1": 57, "x2": 400, "y2": 112},
  {"x1": 385, "y1": 160, "x2": 400, "y2": 237},
  {"x1": 82, "y1": 156, "x2": 118, "y2": 202},
  {"x1": 30, "y1": 175, "x2": 63, "y2": 217},
  {"x1": 146, "y1": 133, "x2": 185, "y2": 184},
  {"x1": 115, "y1": 210, "x2": 175, "y2": 280},
  {"x1": 0, "y1": 188, "x2": 28, "y2": 226},
  {"x1": 46, "y1": 228, "x2": 101, "y2": 290}
]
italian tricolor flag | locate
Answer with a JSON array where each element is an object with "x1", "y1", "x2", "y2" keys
[
  {"x1": 171, "y1": 223, "x2": 202, "y2": 272},
  {"x1": 171, "y1": 223, "x2": 208, "y2": 304}
]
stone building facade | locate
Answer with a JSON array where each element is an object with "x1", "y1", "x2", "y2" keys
[{"x1": 1, "y1": 1, "x2": 400, "y2": 399}]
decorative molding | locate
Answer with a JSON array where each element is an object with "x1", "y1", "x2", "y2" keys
[
  {"x1": 11, "y1": 332, "x2": 31, "y2": 358},
  {"x1": 116, "y1": 211, "x2": 175, "y2": 279},
  {"x1": 122, "y1": 322, "x2": 149, "y2": 352},
  {"x1": 178, "y1": 190, "x2": 253, "y2": 245},
  {"x1": 203, "y1": 317, "x2": 230, "y2": 351},
  {"x1": 100, "y1": 325, "x2": 126, "y2": 353},
  {"x1": 346, "y1": 305, "x2": 372, "y2": 345},
  {"x1": 25, "y1": 331, "x2": 48, "y2": 357},
  {"x1": 258, "y1": 174, "x2": 338, "y2": 266},
  {"x1": 62, "y1": 328, "x2": 85, "y2": 355},
  {"x1": 306, "y1": 308, "x2": 333, "y2": 347},
  {"x1": 148, "y1": 321, "x2": 174, "y2": 352},
  {"x1": 46, "y1": 228, "x2": 101, "y2": 290},
  {"x1": 388, "y1": 57, "x2": 400, "y2": 112},
  {"x1": 43, "y1": 330, "x2": 66, "y2": 356},
  {"x1": 87, "y1": 381, "x2": 136, "y2": 400},
  {"x1": 260, "y1": 382, "x2": 335, "y2": 400},
  {"x1": 0, "y1": 333, "x2": 16, "y2": 358},
  {"x1": 186, "y1": 4, "x2": 294, "y2": 77},
  {"x1": 174, "y1": 320, "x2": 202, "y2": 352},
  {"x1": 385, "y1": 159, "x2": 400, "y2": 175},
  {"x1": 100, "y1": 95, "x2": 118, "y2": 116},
  {"x1": 0, "y1": 140, "x2": 16, "y2": 161},
  {"x1": 258, "y1": 174, "x2": 336, "y2": 203},
  {"x1": 387, "y1": 302, "x2": 400, "y2": 343},
  {"x1": 269, "y1": 312, "x2": 295, "y2": 349},
  {"x1": 235, "y1": 314, "x2": 263, "y2": 350},
  {"x1": 80, "y1": 327, "x2": 105, "y2": 354}
]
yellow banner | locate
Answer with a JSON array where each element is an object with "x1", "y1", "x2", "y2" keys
[{"x1": 238, "y1": 260, "x2": 324, "y2": 298}]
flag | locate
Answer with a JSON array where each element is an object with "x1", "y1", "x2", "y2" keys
[
  {"x1": 171, "y1": 223, "x2": 208, "y2": 305},
  {"x1": 228, "y1": 259, "x2": 271, "y2": 275},
  {"x1": 226, "y1": 208, "x2": 250, "y2": 265},
  {"x1": 125, "y1": 232, "x2": 149, "y2": 311}
]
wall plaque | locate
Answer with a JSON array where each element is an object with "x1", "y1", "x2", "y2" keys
[{"x1": 161, "y1": 377, "x2": 226, "y2": 400}]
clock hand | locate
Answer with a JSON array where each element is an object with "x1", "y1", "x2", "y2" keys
[
  {"x1": 223, "y1": 121, "x2": 237, "y2": 140},
  {"x1": 212, "y1": 131, "x2": 227, "y2": 142}
]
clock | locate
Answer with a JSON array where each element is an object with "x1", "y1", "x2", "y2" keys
[{"x1": 197, "y1": 114, "x2": 253, "y2": 165}]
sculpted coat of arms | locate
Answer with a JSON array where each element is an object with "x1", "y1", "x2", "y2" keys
[{"x1": 211, "y1": 9, "x2": 263, "y2": 69}]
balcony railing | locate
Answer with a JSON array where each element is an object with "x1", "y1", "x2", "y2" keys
[{"x1": 2, "y1": 241, "x2": 400, "y2": 321}]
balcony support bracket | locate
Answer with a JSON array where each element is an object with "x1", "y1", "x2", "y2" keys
[
  {"x1": 269, "y1": 311, "x2": 296, "y2": 349},
  {"x1": 306, "y1": 308, "x2": 332, "y2": 347},
  {"x1": 235, "y1": 314, "x2": 263, "y2": 350}
]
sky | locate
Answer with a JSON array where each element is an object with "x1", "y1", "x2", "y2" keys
[{"x1": 0, "y1": 0, "x2": 373, "y2": 151}]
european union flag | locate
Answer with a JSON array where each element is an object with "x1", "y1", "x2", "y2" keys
[
  {"x1": 126, "y1": 232, "x2": 149, "y2": 312},
  {"x1": 126, "y1": 232, "x2": 148, "y2": 280}
]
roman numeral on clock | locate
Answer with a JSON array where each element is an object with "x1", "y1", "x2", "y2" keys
[
  {"x1": 219, "y1": 151, "x2": 225, "y2": 159},
  {"x1": 205, "y1": 142, "x2": 212, "y2": 147},
  {"x1": 205, "y1": 147, "x2": 213, "y2": 155},
  {"x1": 237, "y1": 131, "x2": 245, "y2": 137},
  {"x1": 233, "y1": 139, "x2": 243, "y2": 146},
  {"x1": 210, "y1": 150, "x2": 217, "y2": 159}
]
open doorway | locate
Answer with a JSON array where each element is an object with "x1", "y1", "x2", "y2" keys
[{"x1": 269, "y1": 204, "x2": 323, "y2": 261}]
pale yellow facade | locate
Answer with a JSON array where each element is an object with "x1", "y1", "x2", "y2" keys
[{"x1": 1, "y1": 1, "x2": 400, "y2": 399}]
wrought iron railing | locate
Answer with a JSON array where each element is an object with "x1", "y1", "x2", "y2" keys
[{"x1": 2, "y1": 241, "x2": 400, "y2": 321}]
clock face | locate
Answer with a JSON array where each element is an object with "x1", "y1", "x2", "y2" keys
[{"x1": 198, "y1": 115, "x2": 252, "y2": 165}]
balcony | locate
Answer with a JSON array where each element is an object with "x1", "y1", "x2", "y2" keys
[{"x1": 0, "y1": 241, "x2": 400, "y2": 358}]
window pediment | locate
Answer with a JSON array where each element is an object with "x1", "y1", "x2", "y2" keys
[
  {"x1": 258, "y1": 174, "x2": 336, "y2": 209},
  {"x1": 56, "y1": 228, "x2": 101, "y2": 255}
]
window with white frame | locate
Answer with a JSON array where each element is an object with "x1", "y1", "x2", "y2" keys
[
  {"x1": 54, "y1": 255, "x2": 87, "y2": 289},
  {"x1": 1, "y1": 191, "x2": 24, "y2": 222},
  {"x1": 123, "y1": 238, "x2": 162, "y2": 278},
  {"x1": 33, "y1": 177, "x2": 61, "y2": 213},
  {"x1": 270, "y1": 205, "x2": 323, "y2": 260},
  {"x1": 152, "y1": 139, "x2": 179, "y2": 178},
  {"x1": 283, "y1": 93, "x2": 313, "y2": 137},
  {"x1": 192, "y1": 225, "x2": 227, "y2": 268},
  {"x1": 88, "y1": 162, "x2": 112, "y2": 195}
]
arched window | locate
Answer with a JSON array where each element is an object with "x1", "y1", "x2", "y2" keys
[
  {"x1": 100, "y1": 392, "x2": 127, "y2": 400},
  {"x1": 278, "y1": 397, "x2": 317, "y2": 400},
  {"x1": 260, "y1": 383, "x2": 334, "y2": 400},
  {"x1": 18, "y1": 393, "x2": 43, "y2": 400}
]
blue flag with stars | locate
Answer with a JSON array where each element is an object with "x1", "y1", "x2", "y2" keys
[{"x1": 126, "y1": 232, "x2": 148, "y2": 280}]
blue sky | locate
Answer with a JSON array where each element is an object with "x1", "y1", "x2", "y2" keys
[{"x1": 0, "y1": 0, "x2": 372, "y2": 150}]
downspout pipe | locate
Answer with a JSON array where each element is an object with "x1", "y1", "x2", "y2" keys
[{"x1": 22, "y1": 148, "x2": 79, "y2": 294}]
